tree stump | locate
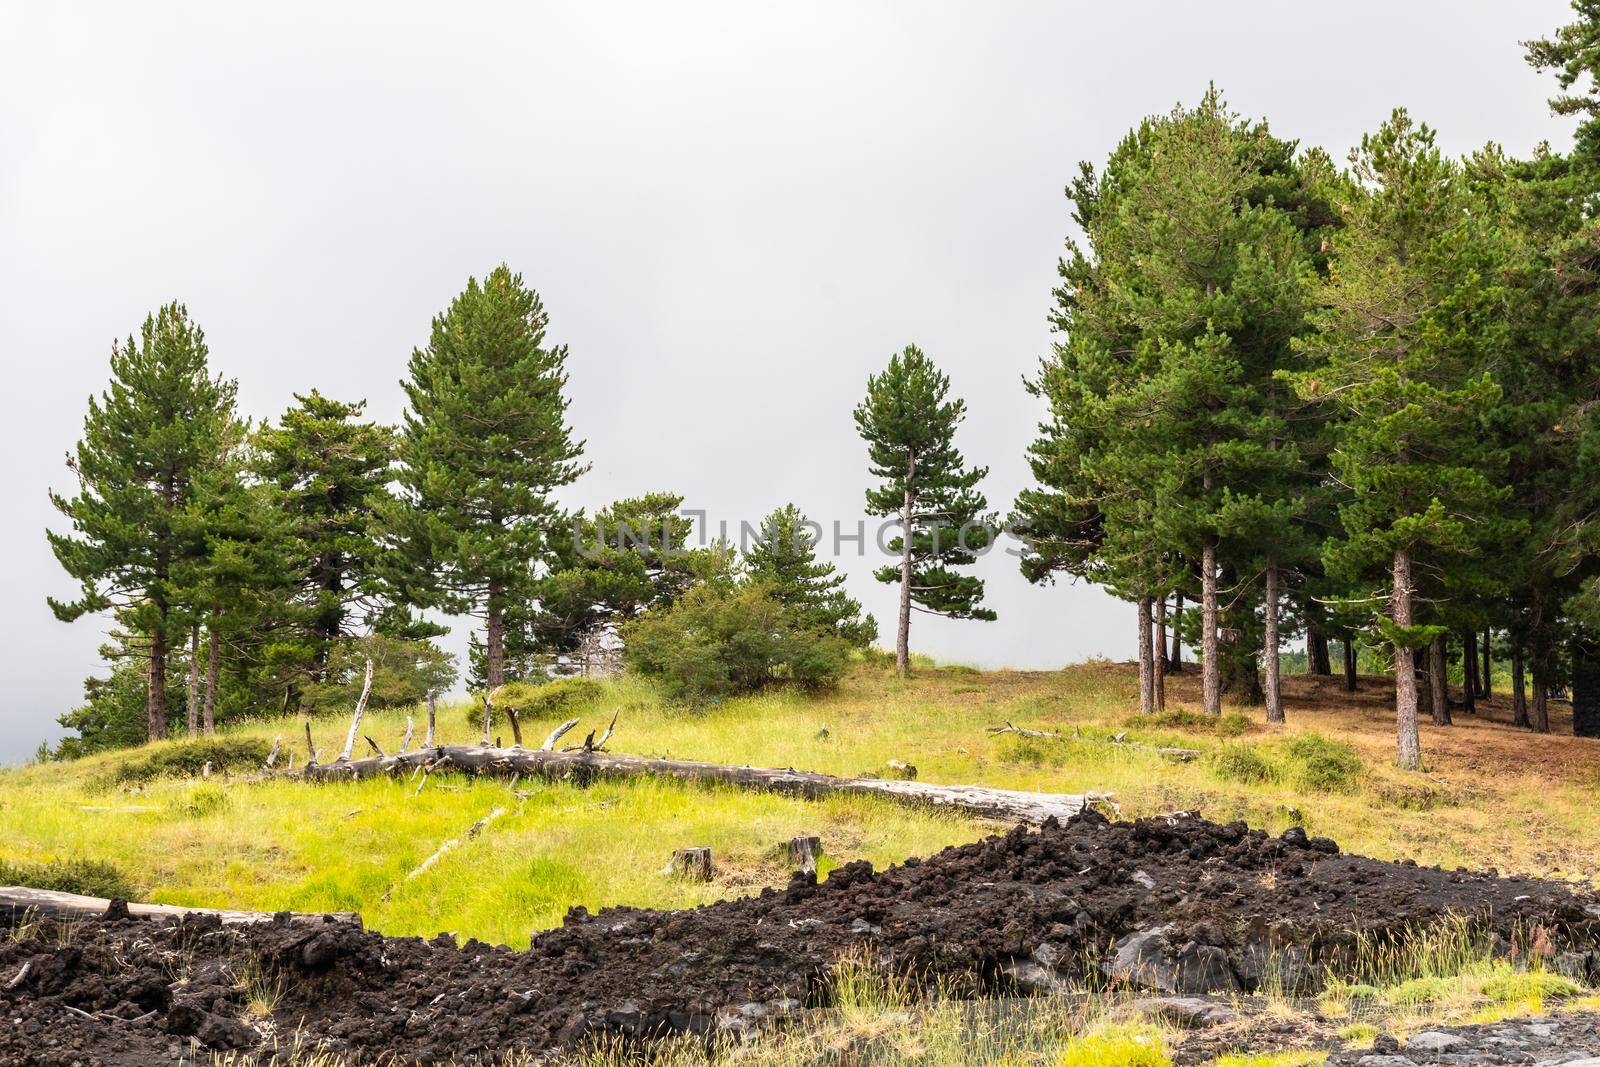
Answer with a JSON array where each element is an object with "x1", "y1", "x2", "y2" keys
[
  {"x1": 665, "y1": 847, "x2": 714, "y2": 881},
  {"x1": 885, "y1": 759, "x2": 917, "y2": 780},
  {"x1": 786, "y1": 835, "x2": 822, "y2": 876}
]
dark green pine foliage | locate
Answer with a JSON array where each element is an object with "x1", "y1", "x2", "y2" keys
[
  {"x1": 855, "y1": 345, "x2": 995, "y2": 677},
  {"x1": 382, "y1": 266, "x2": 588, "y2": 691},
  {"x1": 1525, "y1": 2, "x2": 1600, "y2": 163},
  {"x1": 1510, "y1": 13, "x2": 1600, "y2": 729},
  {"x1": 254, "y1": 391, "x2": 428, "y2": 700},
  {"x1": 480, "y1": 493, "x2": 705, "y2": 684},
  {"x1": 1291, "y1": 111, "x2": 1519, "y2": 768},
  {"x1": 48, "y1": 302, "x2": 237, "y2": 743},
  {"x1": 1019, "y1": 91, "x2": 1324, "y2": 718},
  {"x1": 746, "y1": 503, "x2": 878, "y2": 648},
  {"x1": 182, "y1": 437, "x2": 305, "y2": 732}
]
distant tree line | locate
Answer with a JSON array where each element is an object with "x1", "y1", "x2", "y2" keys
[
  {"x1": 1014, "y1": 7, "x2": 1600, "y2": 768},
  {"x1": 46, "y1": 267, "x2": 887, "y2": 756}
]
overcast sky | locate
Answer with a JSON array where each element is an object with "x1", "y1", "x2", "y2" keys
[{"x1": 0, "y1": 2, "x2": 1577, "y2": 762}]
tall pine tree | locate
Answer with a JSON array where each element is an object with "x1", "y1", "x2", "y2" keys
[
  {"x1": 380, "y1": 266, "x2": 587, "y2": 691},
  {"x1": 49, "y1": 303, "x2": 237, "y2": 742},
  {"x1": 255, "y1": 391, "x2": 422, "y2": 702},
  {"x1": 855, "y1": 345, "x2": 995, "y2": 676},
  {"x1": 1292, "y1": 111, "x2": 1516, "y2": 768}
]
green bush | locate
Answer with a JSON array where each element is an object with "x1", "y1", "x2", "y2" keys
[
  {"x1": 172, "y1": 784, "x2": 229, "y2": 817},
  {"x1": 1216, "y1": 712, "x2": 1253, "y2": 737},
  {"x1": 0, "y1": 857, "x2": 137, "y2": 899},
  {"x1": 1139, "y1": 709, "x2": 1254, "y2": 736},
  {"x1": 303, "y1": 633, "x2": 457, "y2": 712},
  {"x1": 113, "y1": 738, "x2": 271, "y2": 785},
  {"x1": 623, "y1": 582, "x2": 851, "y2": 703},
  {"x1": 1284, "y1": 734, "x2": 1363, "y2": 793},
  {"x1": 1211, "y1": 743, "x2": 1279, "y2": 785}
]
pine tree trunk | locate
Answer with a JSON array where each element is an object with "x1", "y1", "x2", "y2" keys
[
  {"x1": 202, "y1": 613, "x2": 220, "y2": 737},
  {"x1": 1480, "y1": 632, "x2": 1492, "y2": 700},
  {"x1": 1137, "y1": 597, "x2": 1154, "y2": 714},
  {"x1": 895, "y1": 456, "x2": 916, "y2": 679},
  {"x1": 1511, "y1": 647, "x2": 1530, "y2": 728},
  {"x1": 1342, "y1": 637, "x2": 1358, "y2": 692},
  {"x1": 1460, "y1": 630, "x2": 1477, "y2": 716},
  {"x1": 1169, "y1": 593, "x2": 1183, "y2": 672},
  {"x1": 1201, "y1": 543, "x2": 1221, "y2": 715},
  {"x1": 186, "y1": 626, "x2": 200, "y2": 739},
  {"x1": 1153, "y1": 595, "x2": 1167, "y2": 711},
  {"x1": 1263, "y1": 563, "x2": 1283, "y2": 723},
  {"x1": 1308, "y1": 626, "x2": 1332, "y2": 676},
  {"x1": 1392, "y1": 548, "x2": 1422, "y2": 770},
  {"x1": 147, "y1": 623, "x2": 168, "y2": 743},
  {"x1": 1429, "y1": 633, "x2": 1451, "y2": 726},
  {"x1": 1531, "y1": 658, "x2": 1551, "y2": 734},
  {"x1": 485, "y1": 581, "x2": 506, "y2": 690}
]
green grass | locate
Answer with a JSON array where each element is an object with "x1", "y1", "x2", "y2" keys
[{"x1": 8, "y1": 661, "x2": 1600, "y2": 950}]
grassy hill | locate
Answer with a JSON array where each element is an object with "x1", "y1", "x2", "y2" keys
[{"x1": 3, "y1": 660, "x2": 1598, "y2": 951}]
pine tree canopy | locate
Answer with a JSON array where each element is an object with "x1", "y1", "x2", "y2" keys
[
  {"x1": 855, "y1": 345, "x2": 996, "y2": 623},
  {"x1": 381, "y1": 265, "x2": 587, "y2": 688},
  {"x1": 746, "y1": 503, "x2": 877, "y2": 647}
]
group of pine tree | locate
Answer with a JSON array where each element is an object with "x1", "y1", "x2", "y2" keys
[
  {"x1": 48, "y1": 265, "x2": 934, "y2": 756},
  {"x1": 45, "y1": 6, "x2": 1600, "y2": 771},
  {"x1": 1016, "y1": 10, "x2": 1600, "y2": 768}
]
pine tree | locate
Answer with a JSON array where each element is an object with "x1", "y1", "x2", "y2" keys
[
  {"x1": 1020, "y1": 91, "x2": 1323, "y2": 718},
  {"x1": 746, "y1": 503, "x2": 877, "y2": 647},
  {"x1": 48, "y1": 302, "x2": 237, "y2": 743},
  {"x1": 1291, "y1": 111, "x2": 1517, "y2": 769},
  {"x1": 855, "y1": 345, "x2": 995, "y2": 676},
  {"x1": 380, "y1": 266, "x2": 587, "y2": 691},
  {"x1": 255, "y1": 391, "x2": 419, "y2": 700}
]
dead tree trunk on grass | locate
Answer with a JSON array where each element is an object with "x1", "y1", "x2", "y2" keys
[
  {"x1": 334, "y1": 658, "x2": 375, "y2": 763},
  {"x1": 303, "y1": 736, "x2": 1103, "y2": 825}
]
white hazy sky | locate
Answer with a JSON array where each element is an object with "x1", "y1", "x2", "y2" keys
[{"x1": 0, "y1": 2, "x2": 1577, "y2": 762}]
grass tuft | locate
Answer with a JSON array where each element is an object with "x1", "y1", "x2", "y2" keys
[{"x1": 0, "y1": 856, "x2": 136, "y2": 898}]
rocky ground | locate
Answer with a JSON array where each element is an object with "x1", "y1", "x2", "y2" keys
[{"x1": 4, "y1": 809, "x2": 1600, "y2": 1065}]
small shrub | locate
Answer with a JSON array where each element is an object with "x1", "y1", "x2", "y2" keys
[
  {"x1": 623, "y1": 583, "x2": 851, "y2": 703},
  {"x1": 1216, "y1": 712, "x2": 1253, "y2": 737},
  {"x1": 1284, "y1": 734, "x2": 1363, "y2": 793},
  {"x1": 114, "y1": 738, "x2": 271, "y2": 785},
  {"x1": 0, "y1": 857, "x2": 136, "y2": 899},
  {"x1": 1142, "y1": 709, "x2": 1211, "y2": 731},
  {"x1": 172, "y1": 784, "x2": 228, "y2": 817},
  {"x1": 1211, "y1": 744, "x2": 1279, "y2": 785}
]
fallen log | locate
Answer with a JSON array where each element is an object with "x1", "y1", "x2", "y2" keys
[
  {"x1": 302, "y1": 743, "x2": 1105, "y2": 824},
  {"x1": 0, "y1": 886, "x2": 360, "y2": 928}
]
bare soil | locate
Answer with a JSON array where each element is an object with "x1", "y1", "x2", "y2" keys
[{"x1": 5, "y1": 809, "x2": 1598, "y2": 1064}]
